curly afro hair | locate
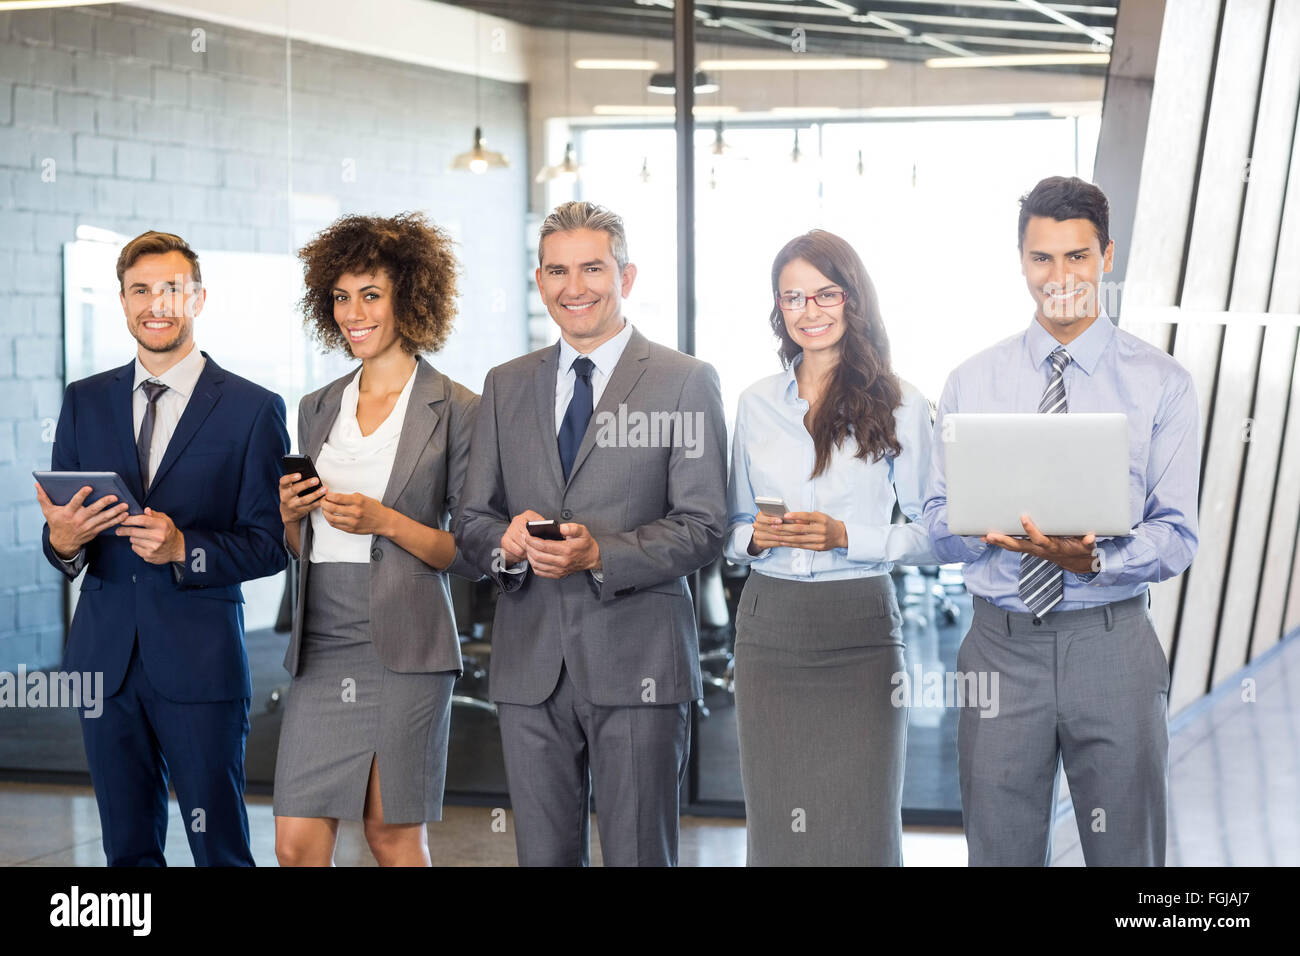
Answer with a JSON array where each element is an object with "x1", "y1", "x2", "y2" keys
[{"x1": 298, "y1": 211, "x2": 460, "y2": 356}]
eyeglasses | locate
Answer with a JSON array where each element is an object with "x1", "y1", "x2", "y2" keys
[{"x1": 776, "y1": 289, "x2": 847, "y2": 311}]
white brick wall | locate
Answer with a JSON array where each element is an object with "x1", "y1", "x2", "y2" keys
[{"x1": 0, "y1": 4, "x2": 530, "y2": 670}]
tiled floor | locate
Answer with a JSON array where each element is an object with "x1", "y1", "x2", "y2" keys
[
  {"x1": 0, "y1": 782, "x2": 968, "y2": 866},
  {"x1": 1049, "y1": 631, "x2": 1300, "y2": 866},
  {"x1": 8, "y1": 614, "x2": 1294, "y2": 866},
  {"x1": 0, "y1": 570, "x2": 973, "y2": 817}
]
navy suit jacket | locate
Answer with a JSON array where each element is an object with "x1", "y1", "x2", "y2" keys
[{"x1": 41, "y1": 352, "x2": 290, "y2": 703}]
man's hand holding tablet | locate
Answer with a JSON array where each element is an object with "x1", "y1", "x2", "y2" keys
[
  {"x1": 35, "y1": 482, "x2": 130, "y2": 559},
  {"x1": 982, "y1": 513, "x2": 1098, "y2": 574}
]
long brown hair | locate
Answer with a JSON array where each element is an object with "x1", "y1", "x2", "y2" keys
[{"x1": 769, "y1": 230, "x2": 902, "y2": 478}]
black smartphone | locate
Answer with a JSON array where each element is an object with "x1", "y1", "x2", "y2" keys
[
  {"x1": 526, "y1": 519, "x2": 566, "y2": 541},
  {"x1": 281, "y1": 454, "x2": 321, "y2": 497}
]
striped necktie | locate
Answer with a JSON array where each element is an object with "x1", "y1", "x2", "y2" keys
[{"x1": 1018, "y1": 346, "x2": 1072, "y2": 618}]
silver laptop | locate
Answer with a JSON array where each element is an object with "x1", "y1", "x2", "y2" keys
[{"x1": 944, "y1": 413, "x2": 1133, "y2": 536}]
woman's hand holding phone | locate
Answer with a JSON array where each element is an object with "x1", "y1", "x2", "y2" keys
[
  {"x1": 279, "y1": 472, "x2": 327, "y2": 524},
  {"x1": 749, "y1": 510, "x2": 848, "y2": 553},
  {"x1": 749, "y1": 511, "x2": 787, "y2": 554},
  {"x1": 321, "y1": 492, "x2": 393, "y2": 536},
  {"x1": 774, "y1": 512, "x2": 848, "y2": 552}
]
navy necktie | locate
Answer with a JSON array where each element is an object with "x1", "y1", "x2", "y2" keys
[
  {"x1": 558, "y1": 356, "x2": 595, "y2": 481},
  {"x1": 137, "y1": 380, "x2": 168, "y2": 491}
]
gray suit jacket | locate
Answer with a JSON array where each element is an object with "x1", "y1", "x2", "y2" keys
[
  {"x1": 456, "y1": 327, "x2": 728, "y2": 707},
  {"x1": 285, "y1": 355, "x2": 482, "y2": 676}
]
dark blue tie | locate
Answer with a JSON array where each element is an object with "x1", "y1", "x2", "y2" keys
[{"x1": 558, "y1": 356, "x2": 594, "y2": 481}]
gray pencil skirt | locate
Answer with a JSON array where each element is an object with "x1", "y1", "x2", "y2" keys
[
  {"x1": 272, "y1": 560, "x2": 456, "y2": 825},
  {"x1": 734, "y1": 571, "x2": 908, "y2": 866}
]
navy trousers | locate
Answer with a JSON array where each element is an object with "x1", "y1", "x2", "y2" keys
[{"x1": 80, "y1": 637, "x2": 255, "y2": 866}]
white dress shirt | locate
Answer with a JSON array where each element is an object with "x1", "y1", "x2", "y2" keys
[
  {"x1": 134, "y1": 342, "x2": 207, "y2": 487},
  {"x1": 57, "y1": 344, "x2": 207, "y2": 574},
  {"x1": 308, "y1": 364, "x2": 417, "y2": 563},
  {"x1": 506, "y1": 319, "x2": 635, "y2": 582}
]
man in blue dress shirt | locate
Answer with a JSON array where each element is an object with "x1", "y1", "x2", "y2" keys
[{"x1": 922, "y1": 176, "x2": 1200, "y2": 866}]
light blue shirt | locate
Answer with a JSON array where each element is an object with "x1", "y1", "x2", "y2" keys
[
  {"x1": 921, "y1": 313, "x2": 1200, "y2": 611},
  {"x1": 724, "y1": 354, "x2": 937, "y2": 581}
]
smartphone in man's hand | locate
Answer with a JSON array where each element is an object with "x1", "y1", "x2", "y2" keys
[{"x1": 526, "y1": 519, "x2": 566, "y2": 541}]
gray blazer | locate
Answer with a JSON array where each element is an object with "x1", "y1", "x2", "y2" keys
[
  {"x1": 285, "y1": 355, "x2": 482, "y2": 676},
  {"x1": 455, "y1": 327, "x2": 728, "y2": 707}
]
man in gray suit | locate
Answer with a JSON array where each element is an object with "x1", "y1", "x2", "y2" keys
[{"x1": 456, "y1": 201, "x2": 727, "y2": 866}]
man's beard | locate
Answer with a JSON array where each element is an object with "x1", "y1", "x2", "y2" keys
[{"x1": 133, "y1": 318, "x2": 185, "y2": 352}]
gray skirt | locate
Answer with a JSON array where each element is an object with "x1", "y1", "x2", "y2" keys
[
  {"x1": 272, "y1": 560, "x2": 456, "y2": 825},
  {"x1": 734, "y1": 571, "x2": 908, "y2": 866}
]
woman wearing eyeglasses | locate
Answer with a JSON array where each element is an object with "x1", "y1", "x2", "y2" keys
[{"x1": 723, "y1": 229, "x2": 936, "y2": 866}]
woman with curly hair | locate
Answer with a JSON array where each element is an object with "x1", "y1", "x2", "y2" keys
[
  {"x1": 723, "y1": 230, "x2": 936, "y2": 865},
  {"x1": 273, "y1": 212, "x2": 481, "y2": 866}
]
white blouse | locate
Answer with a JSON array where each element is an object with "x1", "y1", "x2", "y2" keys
[{"x1": 309, "y1": 365, "x2": 417, "y2": 563}]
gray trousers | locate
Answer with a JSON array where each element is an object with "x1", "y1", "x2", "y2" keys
[
  {"x1": 957, "y1": 592, "x2": 1169, "y2": 866},
  {"x1": 497, "y1": 663, "x2": 691, "y2": 866}
]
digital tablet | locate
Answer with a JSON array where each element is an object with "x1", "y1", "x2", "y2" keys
[
  {"x1": 943, "y1": 413, "x2": 1134, "y2": 537},
  {"x1": 33, "y1": 471, "x2": 143, "y2": 534}
]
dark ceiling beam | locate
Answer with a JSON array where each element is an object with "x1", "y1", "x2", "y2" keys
[
  {"x1": 808, "y1": 0, "x2": 975, "y2": 57},
  {"x1": 732, "y1": 18, "x2": 1104, "y2": 50},
  {"x1": 1013, "y1": 0, "x2": 1115, "y2": 47},
  {"x1": 439, "y1": 0, "x2": 1116, "y2": 71},
  {"x1": 710, "y1": 0, "x2": 1114, "y2": 34}
]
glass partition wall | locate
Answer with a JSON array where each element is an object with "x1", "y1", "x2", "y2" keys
[
  {"x1": 552, "y1": 0, "x2": 1110, "y2": 819},
  {"x1": 0, "y1": 1, "x2": 532, "y2": 800},
  {"x1": 1, "y1": 0, "x2": 1113, "y2": 823}
]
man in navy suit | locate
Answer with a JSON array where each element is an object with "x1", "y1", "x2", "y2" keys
[{"x1": 35, "y1": 231, "x2": 289, "y2": 866}]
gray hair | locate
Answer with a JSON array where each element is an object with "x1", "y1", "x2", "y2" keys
[{"x1": 538, "y1": 201, "x2": 629, "y2": 272}]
